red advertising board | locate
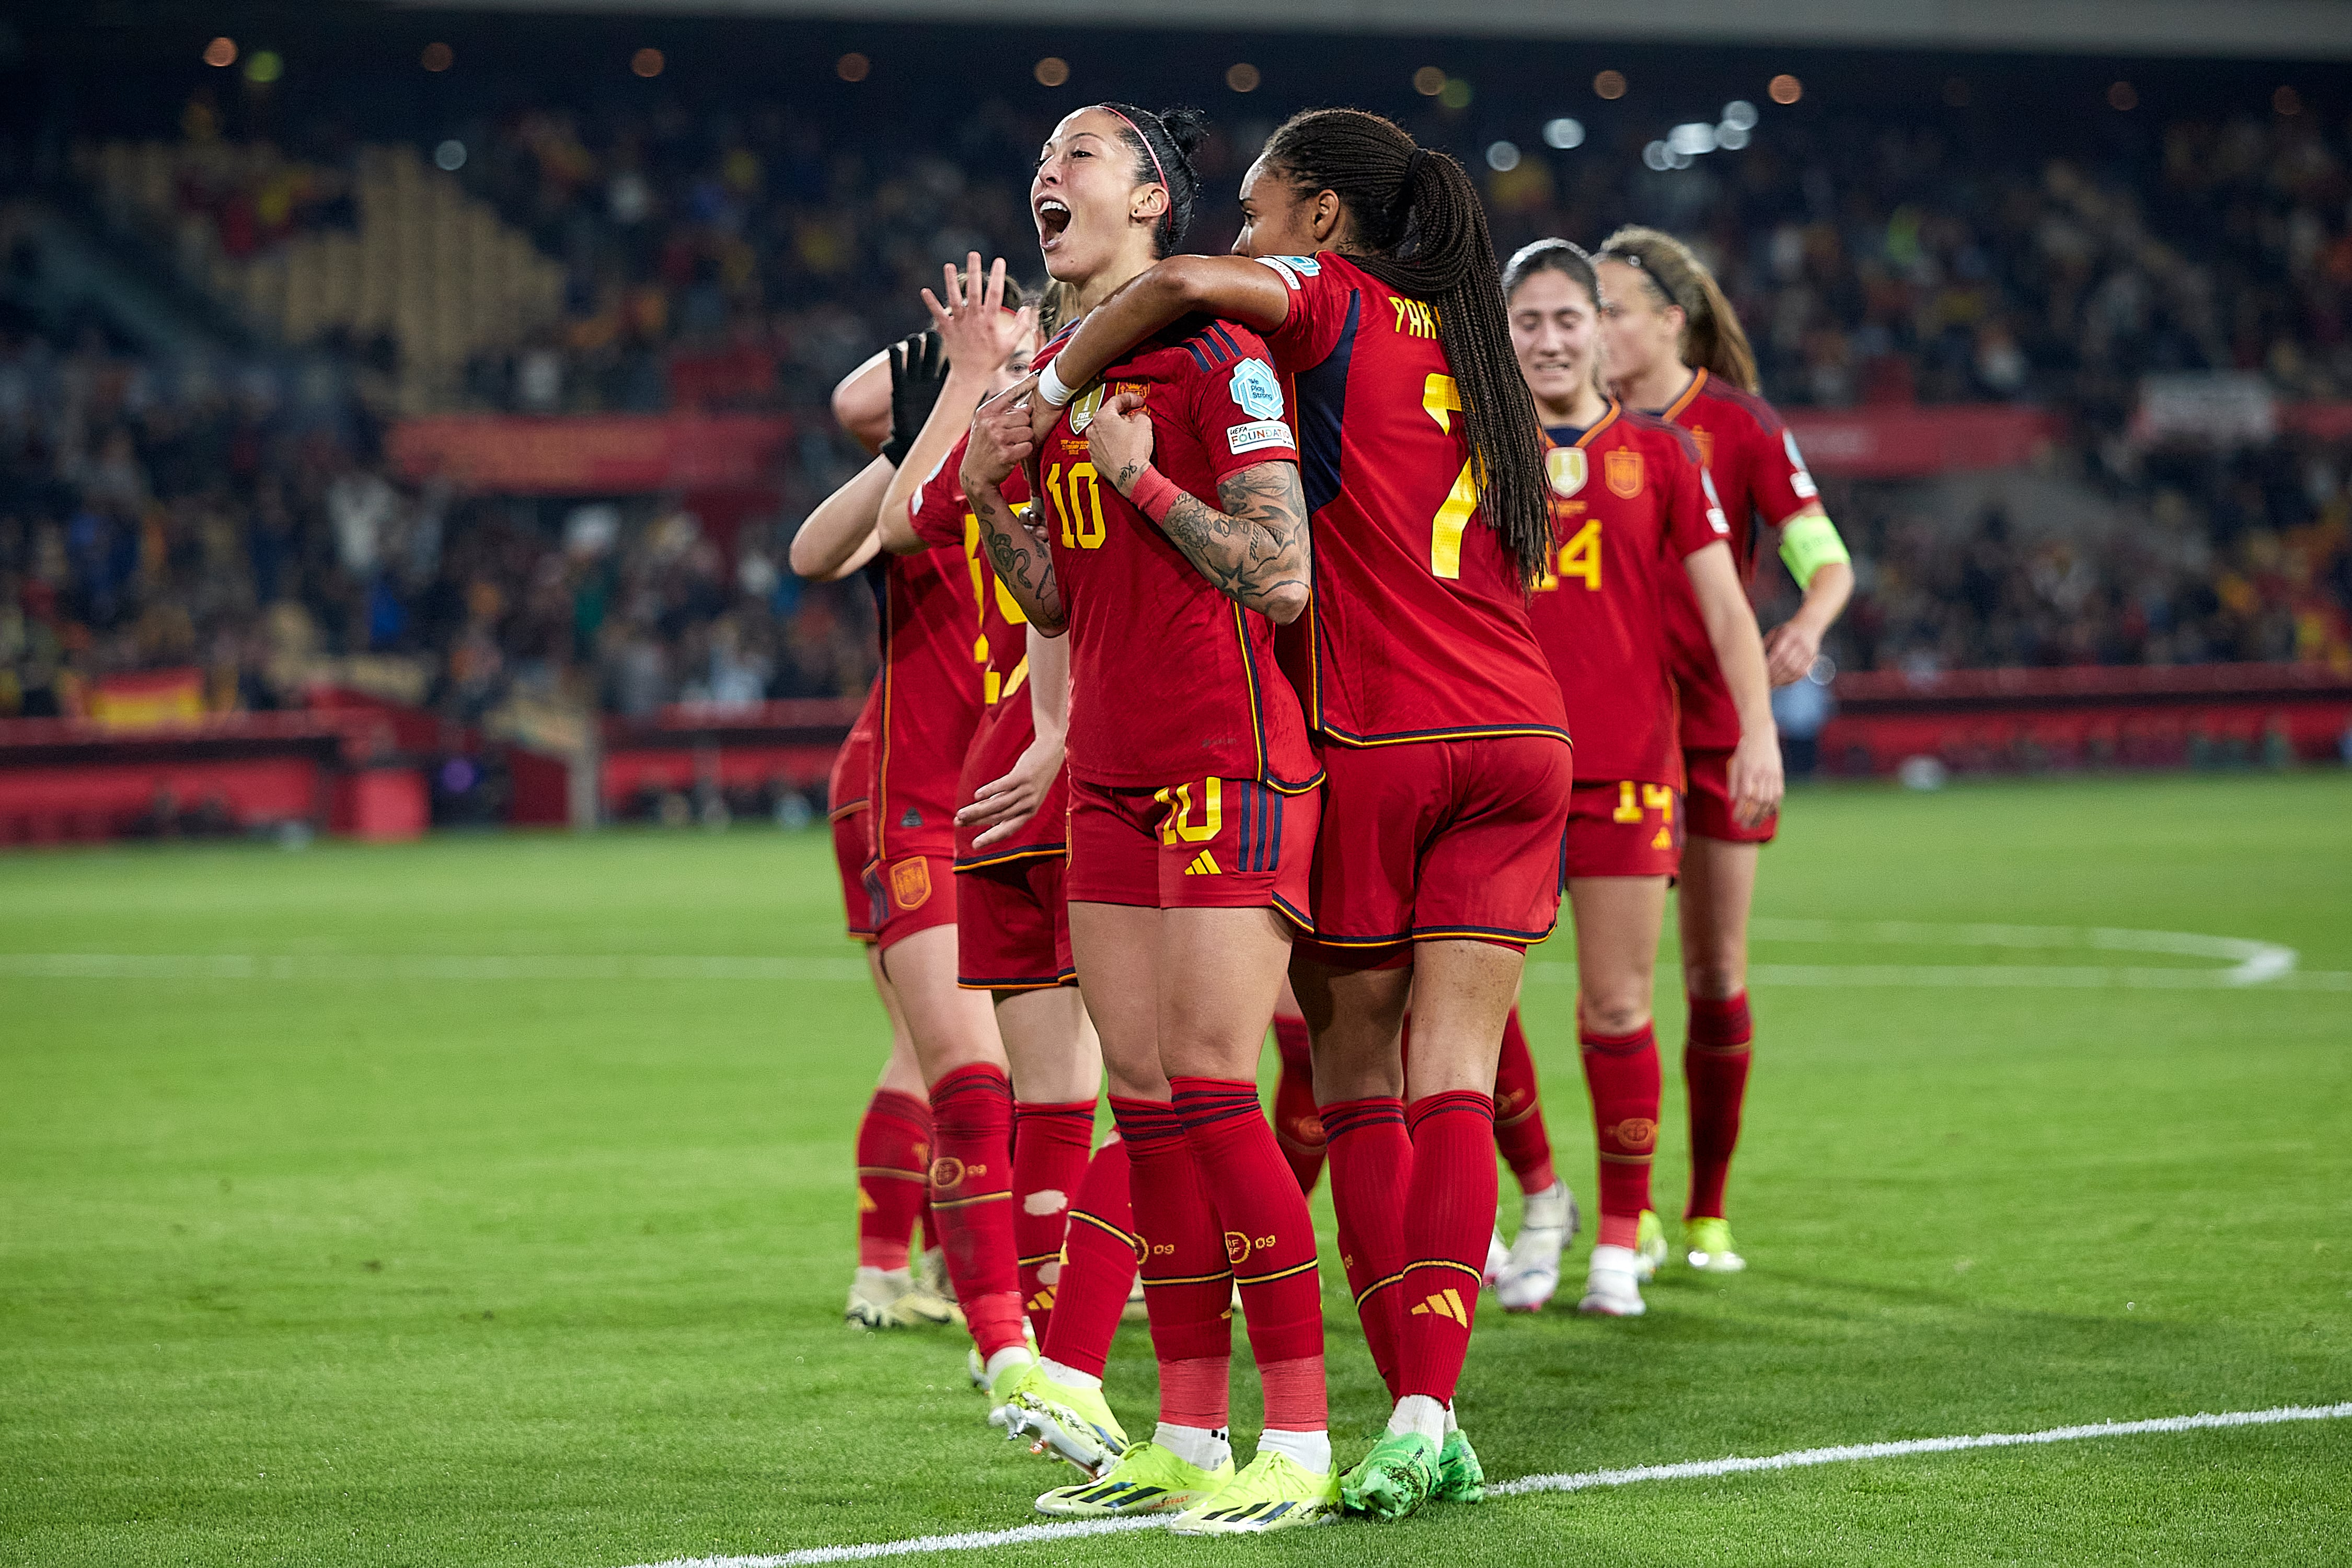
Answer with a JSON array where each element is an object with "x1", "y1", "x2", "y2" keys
[
  {"x1": 1783, "y1": 406, "x2": 2061, "y2": 478},
  {"x1": 387, "y1": 413, "x2": 793, "y2": 494}
]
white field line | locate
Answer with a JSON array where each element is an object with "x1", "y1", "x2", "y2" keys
[
  {"x1": 617, "y1": 1402, "x2": 2352, "y2": 1568},
  {"x1": 0, "y1": 952, "x2": 869, "y2": 982}
]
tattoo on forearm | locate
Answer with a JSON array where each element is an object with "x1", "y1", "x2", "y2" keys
[
  {"x1": 1151, "y1": 463, "x2": 1310, "y2": 616},
  {"x1": 970, "y1": 483, "x2": 1064, "y2": 630}
]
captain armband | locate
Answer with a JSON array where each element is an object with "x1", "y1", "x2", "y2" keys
[{"x1": 1778, "y1": 512, "x2": 1850, "y2": 589}]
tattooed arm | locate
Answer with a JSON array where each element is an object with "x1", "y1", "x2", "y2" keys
[
  {"x1": 962, "y1": 391, "x2": 1066, "y2": 635},
  {"x1": 1087, "y1": 392, "x2": 1310, "y2": 624}
]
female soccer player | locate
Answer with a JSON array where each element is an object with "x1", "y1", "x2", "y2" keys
[
  {"x1": 1023, "y1": 107, "x2": 1568, "y2": 1521},
  {"x1": 1596, "y1": 227, "x2": 1854, "y2": 1274},
  {"x1": 792, "y1": 260, "x2": 1060, "y2": 1403},
  {"x1": 961, "y1": 101, "x2": 1337, "y2": 1536},
  {"x1": 1505, "y1": 239, "x2": 1782, "y2": 1316}
]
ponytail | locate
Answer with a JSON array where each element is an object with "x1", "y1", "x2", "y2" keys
[
  {"x1": 1262, "y1": 108, "x2": 1551, "y2": 589},
  {"x1": 1597, "y1": 225, "x2": 1759, "y2": 394}
]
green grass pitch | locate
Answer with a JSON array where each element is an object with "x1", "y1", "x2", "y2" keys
[{"x1": 3, "y1": 771, "x2": 2349, "y2": 1566}]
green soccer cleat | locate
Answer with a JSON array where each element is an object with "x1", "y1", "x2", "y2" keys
[
  {"x1": 1034, "y1": 1441, "x2": 1232, "y2": 1518},
  {"x1": 1634, "y1": 1208, "x2": 1668, "y2": 1281},
  {"x1": 1432, "y1": 1427, "x2": 1486, "y2": 1503},
  {"x1": 1684, "y1": 1216, "x2": 1747, "y2": 1273},
  {"x1": 1167, "y1": 1449, "x2": 1340, "y2": 1535},
  {"x1": 1340, "y1": 1430, "x2": 1439, "y2": 1521},
  {"x1": 992, "y1": 1365, "x2": 1129, "y2": 1477}
]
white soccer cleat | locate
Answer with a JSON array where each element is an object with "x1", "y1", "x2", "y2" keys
[
  {"x1": 1496, "y1": 1179, "x2": 1579, "y2": 1312},
  {"x1": 1577, "y1": 1243, "x2": 1648, "y2": 1317},
  {"x1": 845, "y1": 1265, "x2": 912, "y2": 1330},
  {"x1": 1482, "y1": 1228, "x2": 1509, "y2": 1287}
]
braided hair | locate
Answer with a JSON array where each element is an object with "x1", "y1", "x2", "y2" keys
[
  {"x1": 1099, "y1": 102, "x2": 1210, "y2": 259},
  {"x1": 1260, "y1": 107, "x2": 1550, "y2": 587},
  {"x1": 1596, "y1": 225, "x2": 1759, "y2": 394}
]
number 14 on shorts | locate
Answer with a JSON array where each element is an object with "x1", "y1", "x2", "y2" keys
[{"x1": 1615, "y1": 781, "x2": 1676, "y2": 851}]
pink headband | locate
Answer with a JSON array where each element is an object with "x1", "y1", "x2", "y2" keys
[{"x1": 1098, "y1": 106, "x2": 1169, "y2": 237}]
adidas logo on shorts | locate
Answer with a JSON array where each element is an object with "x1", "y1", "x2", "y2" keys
[{"x1": 1183, "y1": 851, "x2": 1221, "y2": 875}]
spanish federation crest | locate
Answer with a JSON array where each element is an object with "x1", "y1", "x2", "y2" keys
[
  {"x1": 1606, "y1": 447, "x2": 1645, "y2": 499},
  {"x1": 1229, "y1": 358, "x2": 1284, "y2": 421},
  {"x1": 1546, "y1": 446, "x2": 1588, "y2": 497}
]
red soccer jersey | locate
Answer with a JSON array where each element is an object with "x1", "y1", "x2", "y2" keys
[
  {"x1": 906, "y1": 447, "x2": 1064, "y2": 866},
  {"x1": 1525, "y1": 404, "x2": 1730, "y2": 783},
  {"x1": 1253, "y1": 249, "x2": 1567, "y2": 748},
  {"x1": 1033, "y1": 316, "x2": 1320, "y2": 792},
  {"x1": 1655, "y1": 368, "x2": 1819, "y2": 751},
  {"x1": 870, "y1": 487, "x2": 985, "y2": 866}
]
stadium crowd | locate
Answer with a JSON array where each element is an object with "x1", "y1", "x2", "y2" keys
[{"x1": 7, "y1": 76, "x2": 2352, "y2": 722}]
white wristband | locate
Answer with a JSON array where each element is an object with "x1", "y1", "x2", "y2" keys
[{"x1": 1037, "y1": 357, "x2": 1076, "y2": 408}]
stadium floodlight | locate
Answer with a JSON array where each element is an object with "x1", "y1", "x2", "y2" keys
[
  {"x1": 1668, "y1": 148, "x2": 1694, "y2": 169},
  {"x1": 434, "y1": 140, "x2": 466, "y2": 171},
  {"x1": 1716, "y1": 122, "x2": 1751, "y2": 151},
  {"x1": 1642, "y1": 140, "x2": 1672, "y2": 171},
  {"x1": 203, "y1": 37, "x2": 237, "y2": 68},
  {"x1": 1668, "y1": 122, "x2": 1717, "y2": 156},
  {"x1": 1722, "y1": 99, "x2": 1759, "y2": 130},
  {"x1": 1225, "y1": 62, "x2": 1260, "y2": 93},
  {"x1": 1543, "y1": 117, "x2": 1585, "y2": 149},
  {"x1": 1413, "y1": 65, "x2": 1445, "y2": 96},
  {"x1": 1486, "y1": 141, "x2": 1521, "y2": 172}
]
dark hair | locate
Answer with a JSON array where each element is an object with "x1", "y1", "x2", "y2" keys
[
  {"x1": 1098, "y1": 102, "x2": 1209, "y2": 259},
  {"x1": 1596, "y1": 225, "x2": 1759, "y2": 393},
  {"x1": 1502, "y1": 238, "x2": 1598, "y2": 310},
  {"x1": 1261, "y1": 107, "x2": 1550, "y2": 587}
]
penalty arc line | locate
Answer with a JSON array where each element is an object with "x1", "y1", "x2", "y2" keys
[{"x1": 616, "y1": 1402, "x2": 2352, "y2": 1568}]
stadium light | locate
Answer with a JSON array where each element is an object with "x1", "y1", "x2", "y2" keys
[
  {"x1": 1716, "y1": 121, "x2": 1751, "y2": 150},
  {"x1": 244, "y1": 49, "x2": 282, "y2": 85},
  {"x1": 1439, "y1": 77, "x2": 1472, "y2": 109},
  {"x1": 202, "y1": 37, "x2": 236, "y2": 68},
  {"x1": 1034, "y1": 56, "x2": 1070, "y2": 87},
  {"x1": 1642, "y1": 140, "x2": 1671, "y2": 171},
  {"x1": 1543, "y1": 117, "x2": 1585, "y2": 149},
  {"x1": 1769, "y1": 74, "x2": 1803, "y2": 105},
  {"x1": 631, "y1": 47, "x2": 664, "y2": 78},
  {"x1": 2108, "y1": 81, "x2": 2137, "y2": 111},
  {"x1": 435, "y1": 140, "x2": 466, "y2": 171},
  {"x1": 1486, "y1": 141, "x2": 1521, "y2": 172},
  {"x1": 836, "y1": 52, "x2": 870, "y2": 82},
  {"x1": 1721, "y1": 100, "x2": 1759, "y2": 131},
  {"x1": 1226, "y1": 63, "x2": 1259, "y2": 93},
  {"x1": 1668, "y1": 122, "x2": 1717, "y2": 156},
  {"x1": 1413, "y1": 66, "x2": 1445, "y2": 96},
  {"x1": 1594, "y1": 70, "x2": 1627, "y2": 100},
  {"x1": 421, "y1": 42, "x2": 453, "y2": 73}
]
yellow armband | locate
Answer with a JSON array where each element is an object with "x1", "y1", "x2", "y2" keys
[{"x1": 1778, "y1": 512, "x2": 1850, "y2": 589}]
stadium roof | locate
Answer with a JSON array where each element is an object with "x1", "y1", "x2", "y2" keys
[{"x1": 391, "y1": 0, "x2": 2352, "y2": 61}]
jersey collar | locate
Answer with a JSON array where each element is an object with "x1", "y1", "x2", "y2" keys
[{"x1": 1659, "y1": 367, "x2": 1707, "y2": 422}]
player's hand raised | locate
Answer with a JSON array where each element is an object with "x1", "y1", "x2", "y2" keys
[
  {"x1": 1088, "y1": 393, "x2": 1156, "y2": 497},
  {"x1": 923, "y1": 253, "x2": 1037, "y2": 382}
]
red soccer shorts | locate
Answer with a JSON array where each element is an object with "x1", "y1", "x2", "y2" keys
[
  {"x1": 1299, "y1": 734, "x2": 1573, "y2": 964},
  {"x1": 832, "y1": 808, "x2": 877, "y2": 943},
  {"x1": 1563, "y1": 780, "x2": 1684, "y2": 880},
  {"x1": 867, "y1": 851, "x2": 958, "y2": 952},
  {"x1": 1065, "y1": 774, "x2": 1317, "y2": 925},
  {"x1": 956, "y1": 854, "x2": 1076, "y2": 991},
  {"x1": 1683, "y1": 745, "x2": 1779, "y2": 845}
]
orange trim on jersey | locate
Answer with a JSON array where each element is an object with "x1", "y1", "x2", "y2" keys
[
  {"x1": 826, "y1": 797, "x2": 869, "y2": 823},
  {"x1": 1572, "y1": 400, "x2": 1623, "y2": 449},
  {"x1": 1318, "y1": 722, "x2": 1572, "y2": 750},
  {"x1": 953, "y1": 841, "x2": 1067, "y2": 872},
  {"x1": 1660, "y1": 367, "x2": 1708, "y2": 423},
  {"x1": 1231, "y1": 599, "x2": 1328, "y2": 794}
]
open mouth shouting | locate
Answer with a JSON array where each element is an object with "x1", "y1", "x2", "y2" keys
[{"x1": 1034, "y1": 195, "x2": 1072, "y2": 252}]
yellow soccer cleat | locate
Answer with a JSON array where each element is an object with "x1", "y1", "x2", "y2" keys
[
  {"x1": 1684, "y1": 1216, "x2": 1748, "y2": 1273},
  {"x1": 1168, "y1": 1449, "x2": 1340, "y2": 1535},
  {"x1": 1634, "y1": 1208, "x2": 1668, "y2": 1281},
  {"x1": 1034, "y1": 1441, "x2": 1232, "y2": 1518},
  {"x1": 992, "y1": 1365, "x2": 1129, "y2": 1478}
]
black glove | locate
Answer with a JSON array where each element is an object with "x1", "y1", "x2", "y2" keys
[{"x1": 878, "y1": 329, "x2": 948, "y2": 469}]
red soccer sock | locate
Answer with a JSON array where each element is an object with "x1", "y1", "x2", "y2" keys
[
  {"x1": 1039, "y1": 1137, "x2": 1138, "y2": 1380},
  {"x1": 929, "y1": 1062, "x2": 1023, "y2": 1358},
  {"x1": 1270, "y1": 1016, "x2": 1327, "y2": 1194},
  {"x1": 1012, "y1": 1099, "x2": 1096, "y2": 1339},
  {"x1": 1492, "y1": 1008, "x2": 1558, "y2": 1195},
  {"x1": 854, "y1": 1089, "x2": 932, "y2": 1271},
  {"x1": 1322, "y1": 1096, "x2": 1410, "y2": 1401},
  {"x1": 1396, "y1": 1090, "x2": 1497, "y2": 1406},
  {"x1": 1685, "y1": 991, "x2": 1754, "y2": 1221},
  {"x1": 1169, "y1": 1077, "x2": 1325, "y2": 1428},
  {"x1": 1109, "y1": 1094, "x2": 1232, "y2": 1425},
  {"x1": 1580, "y1": 1023, "x2": 1662, "y2": 1251}
]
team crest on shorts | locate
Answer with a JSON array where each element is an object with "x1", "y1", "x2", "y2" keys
[
  {"x1": 1546, "y1": 446, "x2": 1587, "y2": 496},
  {"x1": 890, "y1": 856, "x2": 932, "y2": 910},
  {"x1": 1606, "y1": 448, "x2": 1645, "y2": 499}
]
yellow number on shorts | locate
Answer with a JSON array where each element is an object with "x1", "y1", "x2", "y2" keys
[
  {"x1": 1151, "y1": 778, "x2": 1223, "y2": 845},
  {"x1": 1047, "y1": 462, "x2": 1108, "y2": 550},
  {"x1": 1557, "y1": 520, "x2": 1601, "y2": 591},
  {"x1": 1612, "y1": 781, "x2": 1645, "y2": 824},
  {"x1": 1421, "y1": 374, "x2": 1480, "y2": 580},
  {"x1": 1641, "y1": 784, "x2": 1674, "y2": 818}
]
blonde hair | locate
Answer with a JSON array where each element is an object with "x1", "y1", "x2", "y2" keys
[
  {"x1": 1597, "y1": 225, "x2": 1759, "y2": 394},
  {"x1": 1036, "y1": 280, "x2": 1079, "y2": 341}
]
